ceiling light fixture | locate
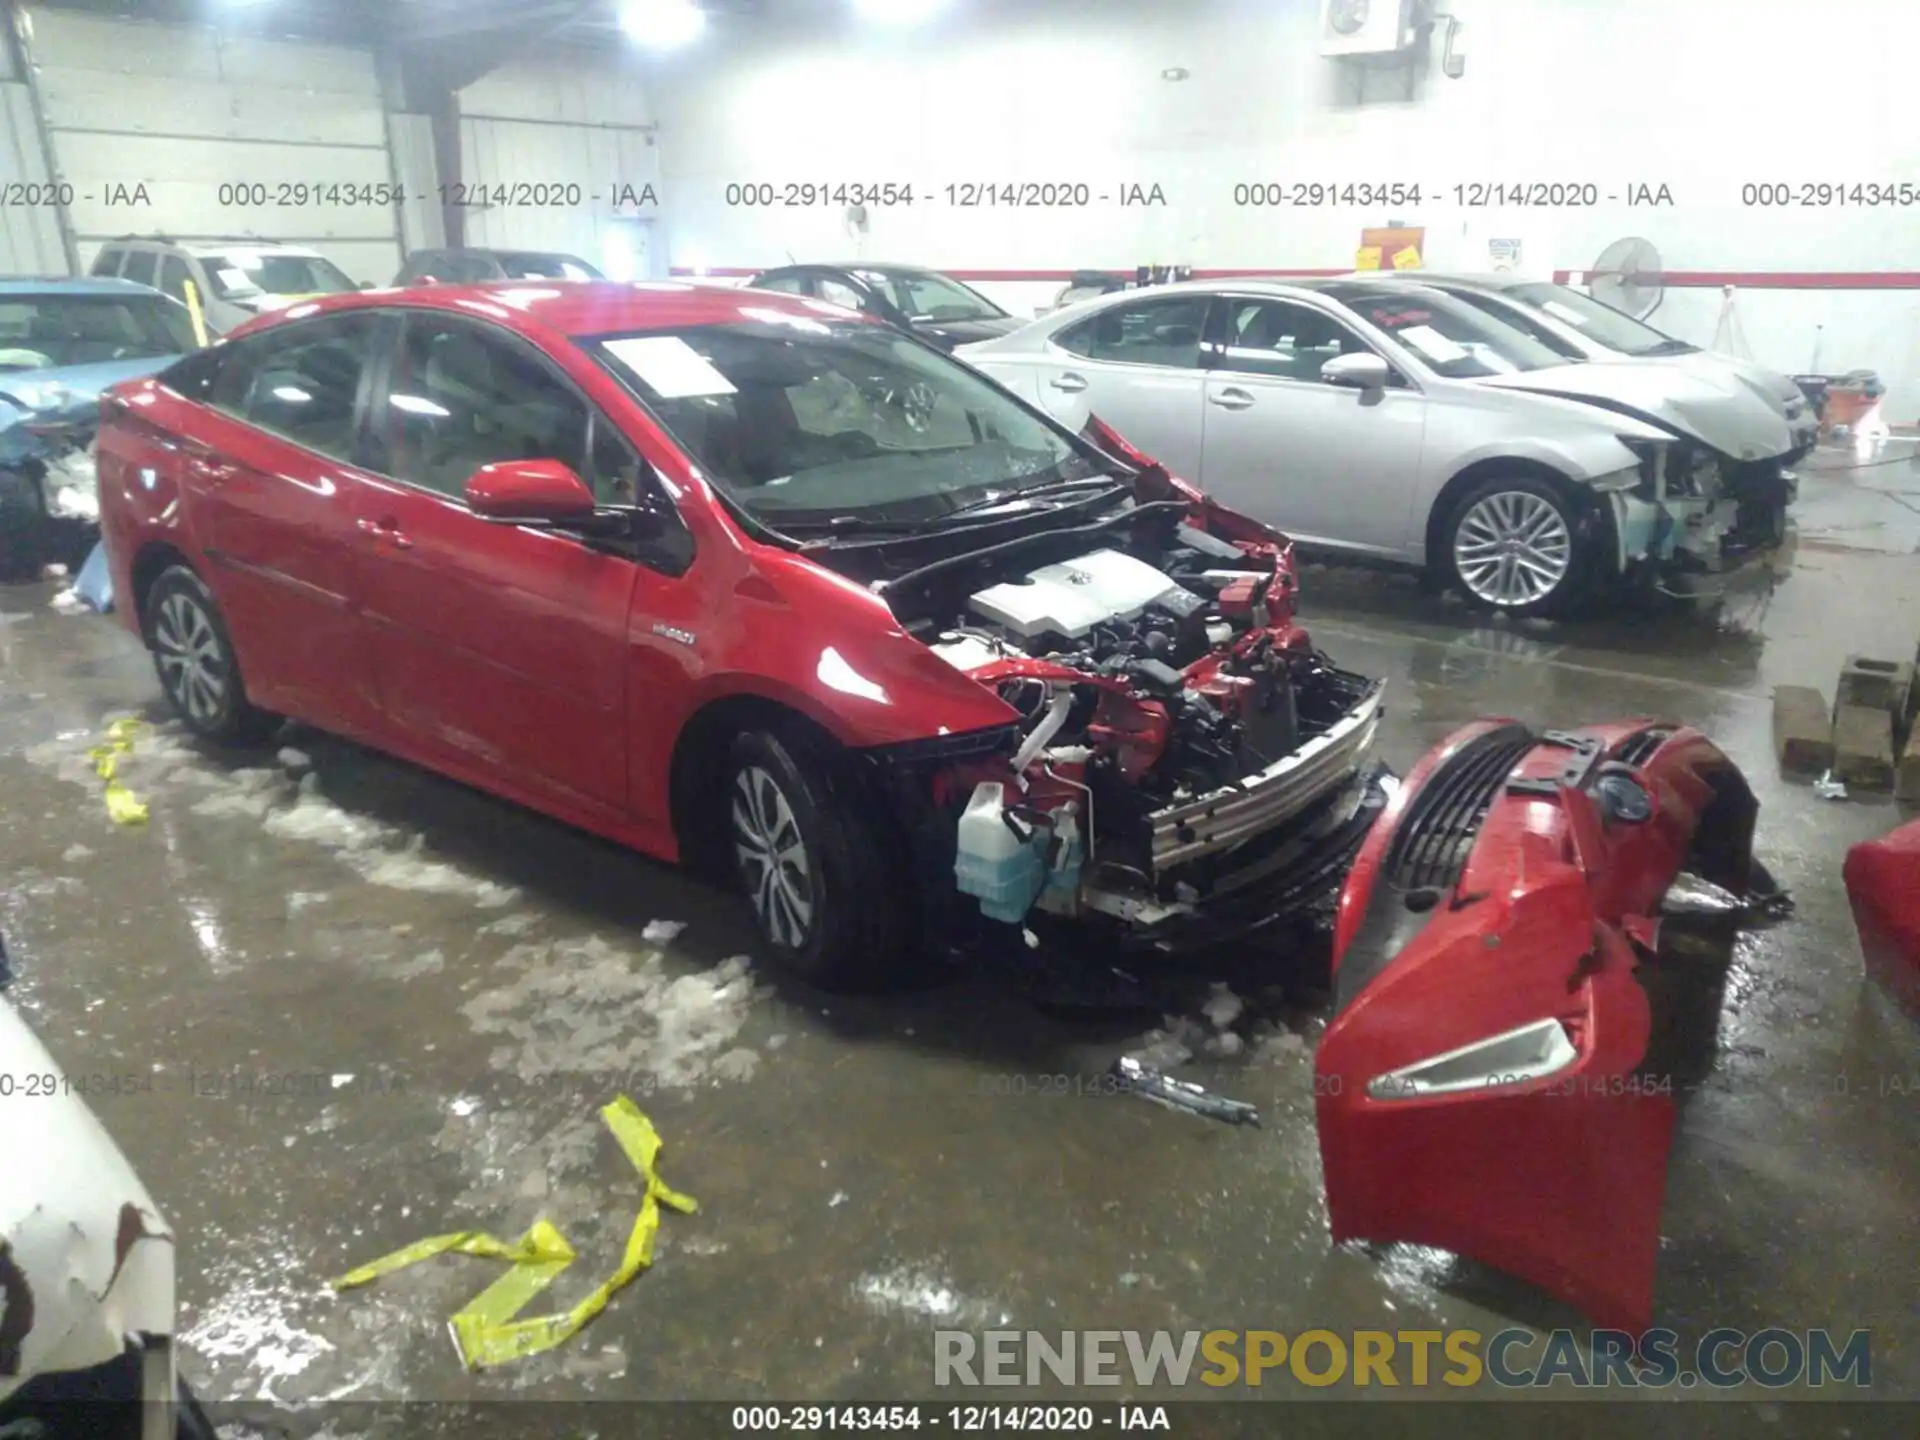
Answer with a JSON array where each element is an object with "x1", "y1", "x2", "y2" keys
[
  {"x1": 853, "y1": 0, "x2": 951, "y2": 23},
  {"x1": 619, "y1": 0, "x2": 706, "y2": 49}
]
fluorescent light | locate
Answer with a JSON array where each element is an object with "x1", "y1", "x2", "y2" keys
[
  {"x1": 855, "y1": 0, "x2": 950, "y2": 22},
  {"x1": 620, "y1": 0, "x2": 705, "y2": 48}
]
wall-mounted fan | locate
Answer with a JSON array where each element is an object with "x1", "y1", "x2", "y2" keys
[{"x1": 1589, "y1": 237, "x2": 1663, "y2": 320}]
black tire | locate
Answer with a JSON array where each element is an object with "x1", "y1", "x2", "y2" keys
[
  {"x1": 724, "y1": 726, "x2": 916, "y2": 990},
  {"x1": 141, "y1": 564, "x2": 278, "y2": 745},
  {"x1": 1438, "y1": 474, "x2": 1598, "y2": 620}
]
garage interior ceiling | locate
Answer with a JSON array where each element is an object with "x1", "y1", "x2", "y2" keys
[{"x1": 22, "y1": 0, "x2": 768, "y2": 48}]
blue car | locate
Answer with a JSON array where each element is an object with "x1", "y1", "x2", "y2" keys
[{"x1": 0, "y1": 276, "x2": 199, "y2": 581}]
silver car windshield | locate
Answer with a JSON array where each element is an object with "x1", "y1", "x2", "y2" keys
[
  {"x1": 593, "y1": 317, "x2": 1097, "y2": 525},
  {"x1": 1505, "y1": 282, "x2": 1691, "y2": 357},
  {"x1": 1325, "y1": 286, "x2": 1568, "y2": 378},
  {"x1": 864, "y1": 271, "x2": 1004, "y2": 324}
]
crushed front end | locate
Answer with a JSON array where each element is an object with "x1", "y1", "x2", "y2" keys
[
  {"x1": 1313, "y1": 719, "x2": 1761, "y2": 1331},
  {"x1": 1609, "y1": 437, "x2": 1796, "y2": 600},
  {"x1": 863, "y1": 477, "x2": 1387, "y2": 962}
]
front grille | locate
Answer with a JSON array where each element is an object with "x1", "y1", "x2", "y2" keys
[
  {"x1": 1614, "y1": 727, "x2": 1673, "y2": 768},
  {"x1": 1383, "y1": 724, "x2": 1535, "y2": 891}
]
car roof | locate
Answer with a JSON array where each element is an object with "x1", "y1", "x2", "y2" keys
[
  {"x1": 234, "y1": 278, "x2": 876, "y2": 338},
  {"x1": 189, "y1": 241, "x2": 326, "y2": 258},
  {"x1": 762, "y1": 262, "x2": 941, "y2": 279},
  {"x1": 1348, "y1": 271, "x2": 1532, "y2": 292},
  {"x1": 0, "y1": 276, "x2": 163, "y2": 296}
]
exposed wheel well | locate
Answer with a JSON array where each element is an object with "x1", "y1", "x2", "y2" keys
[
  {"x1": 1423, "y1": 458, "x2": 1584, "y2": 568},
  {"x1": 129, "y1": 542, "x2": 193, "y2": 630},
  {"x1": 668, "y1": 694, "x2": 843, "y2": 879}
]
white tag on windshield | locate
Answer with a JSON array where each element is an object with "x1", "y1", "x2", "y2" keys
[
  {"x1": 603, "y1": 336, "x2": 739, "y2": 399},
  {"x1": 1541, "y1": 300, "x2": 1591, "y2": 327},
  {"x1": 1398, "y1": 325, "x2": 1468, "y2": 363},
  {"x1": 217, "y1": 268, "x2": 251, "y2": 288}
]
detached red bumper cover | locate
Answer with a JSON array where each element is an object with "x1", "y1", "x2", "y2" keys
[
  {"x1": 1315, "y1": 720, "x2": 1760, "y2": 1332},
  {"x1": 1846, "y1": 820, "x2": 1920, "y2": 1019}
]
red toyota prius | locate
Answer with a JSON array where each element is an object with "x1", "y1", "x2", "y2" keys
[{"x1": 95, "y1": 280, "x2": 1766, "y2": 1333}]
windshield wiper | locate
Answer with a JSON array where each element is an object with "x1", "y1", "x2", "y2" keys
[
  {"x1": 1639, "y1": 338, "x2": 1699, "y2": 356},
  {"x1": 943, "y1": 475, "x2": 1126, "y2": 518}
]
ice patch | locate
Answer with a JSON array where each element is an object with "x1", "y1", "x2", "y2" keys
[
  {"x1": 48, "y1": 588, "x2": 88, "y2": 615},
  {"x1": 60, "y1": 843, "x2": 92, "y2": 863},
  {"x1": 24, "y1": 722, "x2": 521, "y2": 910},
  {"x1": 641, "y1": 919, "x2": 686, "y2": 944},
  {"x1": 854, "y1": 1266, "x2": 1006, "y2": 1326},
  {"x1": 1201, "y1": 983, "x2": 1244, "y2": 1031},
  {"x1": 480, "y1": 913, "x2": 538, "y2": 937},
  {"x1": 461, "y1": 939, "x2": 765, "y2": 1090}
]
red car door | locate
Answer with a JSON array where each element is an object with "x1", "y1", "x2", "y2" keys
[
  {"x1": 348, "y1": 312, "x2": 649, "y2": 824},
  {"x1": 178, "y1": 311, "x2": 384, "y2": 733}
]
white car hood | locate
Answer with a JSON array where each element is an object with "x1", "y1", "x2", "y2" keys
[
  {"x1": 1660, "y1": 351, "x2": 1806, "y2": 412},
  {"x1": 0, "y1": 997, "x2": 174, "y2": 1397},
  {"x1": 1480, "y1": 360, "x2": 1795, "y2": 460}
]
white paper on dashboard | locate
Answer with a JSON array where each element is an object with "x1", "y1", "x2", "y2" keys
[{"x1": 602, "y1": 336, "x2": 739, "y2": 398}]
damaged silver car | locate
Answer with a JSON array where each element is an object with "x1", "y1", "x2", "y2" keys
[
  {"x1": 959, "y1": 277, "x2": 1802, "y2": 616},
  {"x1": 0, "y1": 941, "x2": 211, "y2": 1439}
]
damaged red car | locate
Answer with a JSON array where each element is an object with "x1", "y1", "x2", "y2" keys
[{"x1": 95, "y1": 282, "x2": 1387, "y2": 986}]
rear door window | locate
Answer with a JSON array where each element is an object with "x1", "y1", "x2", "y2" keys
[
  {"x1": 1056, "y1": 295, "x2": 1211, "y2": 369},
  {"x1": 121, "y1": 250, "x2": 159, "y2": 288},
  {"x1": 210, "y1": 313, "x2": 380, "y2": 463},
  {"x1": 91, "y1": 248, "x2": 125, "y2": 278}
]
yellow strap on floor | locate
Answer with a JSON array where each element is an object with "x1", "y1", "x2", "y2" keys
[
  {"x1": 331, "y1": 1095, "x2": 696, "y2": 1369},
  {"x1": 85, "y1": 718, "x2": 149, "y2": 826}
]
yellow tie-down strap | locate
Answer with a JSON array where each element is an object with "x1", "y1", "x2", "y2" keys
[
  {"x1": 87, "y1": 718, "x2": 150, "y2": 826},
  {"x1": 331, "y1": 1095, "x2": 697, "y2": 1368}
]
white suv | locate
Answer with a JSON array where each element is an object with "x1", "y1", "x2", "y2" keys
[{"x1": 90, "y1": 236, "x2": 362, "y2": 335}]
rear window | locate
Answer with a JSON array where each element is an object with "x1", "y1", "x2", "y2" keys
[
  {"x1": 497, "y1": 253, "x2": 602, "y2": 280},
  {"x1": 0, "y1": 293, "x2": 196, "y2": 370}
]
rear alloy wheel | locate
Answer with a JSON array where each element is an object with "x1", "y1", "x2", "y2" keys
[
  {"x1": 143, "y1": 565, "x2": 277, "y2": 744},
  {"x1": 724, "y1": 727, "x2": 915, "y2": 990},
  {"x1": 1444, "y1": 477, "x2": 1587, "y2": 618}
]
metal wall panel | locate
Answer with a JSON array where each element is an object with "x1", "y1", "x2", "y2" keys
[
  {"x1": 386, "y1": 111, "x2": 444, "y2": 256},
  {"x1": 22, "y1": 7, "x2": 400, "y2": 283},
  {"x1": 0, "y1": 82, "x2": 64, "y2": 273},
  {"x1": 458, "y1": 115, "x2": 661, "y2": 277}
]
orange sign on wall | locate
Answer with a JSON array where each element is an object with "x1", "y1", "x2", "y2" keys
[{"x1": 1358, "y1": 226, "x2": 1425, "y2": 271}]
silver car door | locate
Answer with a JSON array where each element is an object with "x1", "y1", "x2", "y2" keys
[
  {"x1": 1197, "y1": 295, "x2": 1428, "y2": 557},
  {"x1": 1029, "y1": 293, "x2": 1212, "y2": 479}
]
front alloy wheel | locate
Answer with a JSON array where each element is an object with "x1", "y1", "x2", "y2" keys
[
  {"x1": 1449, "y1": 484, "x2": 1577, "y2": 613},
  {"x1": 732, "y1": 763, "x2": 816, "y2": 950}
]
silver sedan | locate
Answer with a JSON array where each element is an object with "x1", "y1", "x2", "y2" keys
[{"x1": 958, "y1": 278, "x2": 1799, "y2": 616}]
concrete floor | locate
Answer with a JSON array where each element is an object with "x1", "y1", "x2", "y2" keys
[{"x1": 3, "y1": 449, "x2": 1919, "y2": 1434}]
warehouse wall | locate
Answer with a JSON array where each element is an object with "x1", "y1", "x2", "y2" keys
[
  {"x1": 17, "y1": 5, "x2": 401, "y2": 283},
  {"x1": 648, "y1": 0, "x2": 1920, "y2": 416},
  {"x1": 456, "y1": 56, "x2": 663, "y2": 280}
]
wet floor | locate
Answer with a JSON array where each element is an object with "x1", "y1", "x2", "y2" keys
[{"x1": 2, "y1": 449, "x2": 1919, "y2": 1433}]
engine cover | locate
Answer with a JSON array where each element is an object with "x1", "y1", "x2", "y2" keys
[{"x1": 969, "y1": 548, "x2": 1184, "y2": 640}]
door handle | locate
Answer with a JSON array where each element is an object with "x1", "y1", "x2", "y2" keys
[
  {"x1": 1209, "y1": 388, "x2": 1256, "y2": 411},
  {"x1": 186, "y1": 455, "x2": 238, "y2": 485},
  {"x1": 1049, "y1": 373, "x2": 1089, "y2": 393},
  {"x1": 357, "y1": 516, "x2": 414, "y2": 550}
]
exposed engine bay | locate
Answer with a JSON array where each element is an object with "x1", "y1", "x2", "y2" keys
[{"x1": 860, "y1": 493, "x2": 1385, "y2": 947}]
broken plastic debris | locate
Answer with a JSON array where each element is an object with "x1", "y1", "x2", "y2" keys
[
  {"x1": 1815, "y1": 770, "x2": 1849, "y2": 801},
  {"x1": 86, "y1": 718, "x2": 149, "y2": 825},
  {"x1": 641, "y1": 919, "x2": 686, "y2": 944},
  {"x1": 1112, "y1": 1056, "x2": 1260, "y2": 1127},
  {"x1": 331, "y1": 1095, "x2": 695, "y2": 1368}
]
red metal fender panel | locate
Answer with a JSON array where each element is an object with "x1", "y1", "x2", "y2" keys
[
  {"x1": 1316, "y1": 719, "x2": 1758, "y2": 1332},
  {"x1": 1846, "y1": 820, "x2": 1920, "y2": 1020}
]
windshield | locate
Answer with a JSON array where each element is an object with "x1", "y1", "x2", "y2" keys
[
  {"x1": 500, "y1": 253, "x2": 602, "y2": 280},
  {"x1": 1329, "y1": 286, "x2": 1569, "y2": 377},
  {"x1": 1505, "y1": 282, "x2": 1693, "y2": 357},
  {"x1": 592, "y1": 315, "x2": 1100, "y2": 527},
  {"x1": 865, "y1": 270, "x2": 1005, "y2": 324},
  {"x1": 204, "y1": 252, "x2": 357, "y2": 299},
  {"x1": 0, "y1": 294, "x2": 196, "y2": 372}
]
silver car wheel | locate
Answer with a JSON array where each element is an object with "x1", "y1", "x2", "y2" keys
[
  {"x1": 732, "y1": 765, "x2": 815, "y2": 949},
  {"x1": 152, "y1": 590, "x2": 229, "y2": 724},
  {"x1": 1453, "y1": 491, "x2": 1573, "y2": 607}
]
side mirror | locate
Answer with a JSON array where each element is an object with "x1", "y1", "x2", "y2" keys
[
  {"x1": 1322, "y1": 353, "x2": 1393, "y2": 390},
  {"x1": 466, "y1": 459, "x2": 598, "y2": 524},
  {"x1": 359, "y1": 280, "x2": 376, "y2": 290}
]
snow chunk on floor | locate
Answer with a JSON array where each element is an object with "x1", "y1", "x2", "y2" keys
[
  {"x1": 641, "y1": 919, "x2": 686, "y2": 944},
  {"x1": 462, "y1": 939, "x2": 765, "y2": 1090},
  {"x1": 61, "y1": 843, "x2": 92, "y2": 863},
  {"x1": 854, "y1": 1266, "x2": 1007, "y2": 1326},
  {"x1": 1201, "y1": 983, "x2": 1244, "y2": 1031}
]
